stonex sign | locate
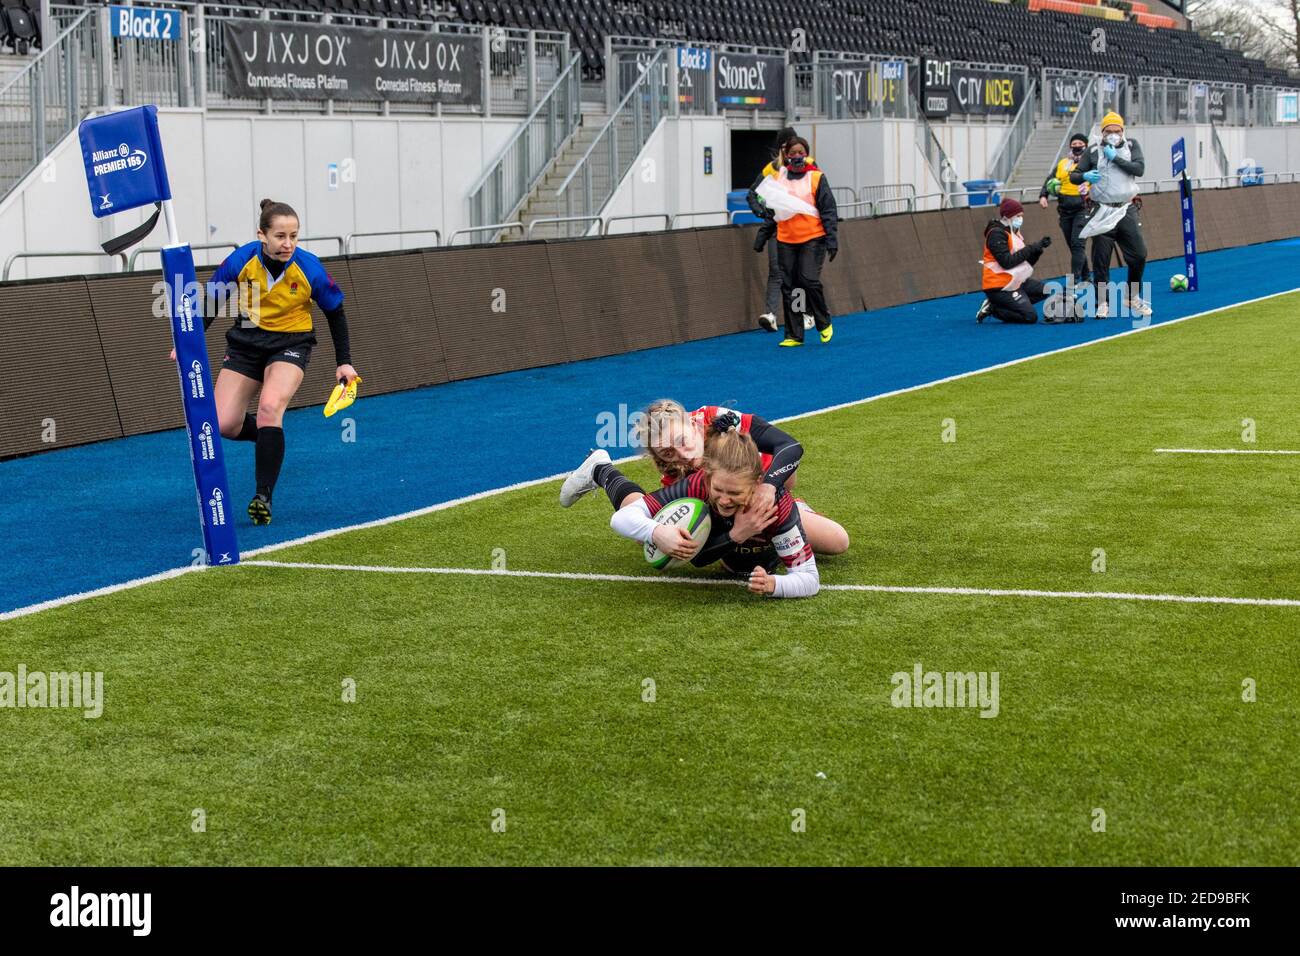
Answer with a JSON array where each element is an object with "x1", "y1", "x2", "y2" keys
[
  {"x1": 715, "y1": 52, "x2": 785, "y2": 111},
  {"x1": 223, "y1": 21, "x2": 482, "y2": 105}
]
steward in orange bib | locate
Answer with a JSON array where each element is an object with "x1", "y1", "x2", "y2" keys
[
  {"x1": 977, "y1": 198, "x2": 1054, "y2": 325},
  {"x1": 754, "y1": 136, "x2": 839, "y2": 347}
]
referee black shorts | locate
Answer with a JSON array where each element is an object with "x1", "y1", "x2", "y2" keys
[{"x1": 222, "y1": 324, "x2": 317, "y2": 382}]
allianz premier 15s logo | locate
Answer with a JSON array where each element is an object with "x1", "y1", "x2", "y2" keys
[{"x1": 90, "y1": 142, "x2": 149, "y2": 178}]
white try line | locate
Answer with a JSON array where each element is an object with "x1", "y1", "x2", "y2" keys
[
  {"x1": 1155, "y1": 448, "x2": 1300, "y2": 455},
  {"x1": 5, "y1": 284, "x2": 1299, "y2": 623},
  {"x1": 242, "y1": 560, "x2": 1300, "y2": 609}
]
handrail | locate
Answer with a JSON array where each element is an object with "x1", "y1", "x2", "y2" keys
[
  {"x1": 1209, "y1": 120, "x2": 1230, "y2": 179},
  {"x1": 605, "y1": 214, "x2": 672, "y2": 233},
  {"x1": 987, "y1": 79, "x2": 1037, "y2": 185},
  {"x1": 838, "y1": 200, "x2": 876, "y2": 218},
  {"x1": 526, "y1": 215, "x2": 603, "y2": 239},
  {"x1": 344, "y1": 229, "x2": 442, "y2": 253},
  {"x1": 0, "y1": 8, "x2": 91, "y2": 100},
  {"x1": 1052, "y1": 76, "x2": 1099, "y2": 173},
  {"x1": 468, "y1": 50, "x2": 581, "y2": 197},
  {"x1": 558, "y1": 48, "x2": 667, "y2": 196},
  {"x1": 448, "y1": 222, "x2": 525, "y2": 245},
  {"x1": 129, "y1": 242, "x2": 240, "y2": 271},
  {"x1": 296, "y1": 236, "x2": 345, "y2": 255},
  {"x1": 669, "y1": 211, "x2": 731, "y2": 228},
  {"x1": 4, "y1": 250, "x2": 127, "y2": 282}
]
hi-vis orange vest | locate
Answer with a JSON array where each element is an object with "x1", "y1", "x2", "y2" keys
[
  {"x1": 773, "y1": 168, "x2": 827, "y2": 245},
  {"x1": 982, "y1": 227, "x2": 1033, "y2": 291}
]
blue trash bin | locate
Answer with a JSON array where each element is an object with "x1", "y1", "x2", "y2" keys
[
  {"x1": 963, "y1": 179, "x2": 1002, "y2": 207},
  {"x1": 1236, "y1": 164, "x2": 1264, "y2": 186},
  {"x1": 728, "y1": 188, "x2": 761, "y2": 225}
]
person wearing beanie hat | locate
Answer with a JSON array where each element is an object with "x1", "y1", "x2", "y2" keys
[
  {"x1": 976, "y1": 197, "x2": 1056, "y2": 324},
  {"x1": 1069, "y1": 111, "x2": 1152, "y2": 319},
  {"x1": 1038, "y1": 131, "x2": 1093, "y2": 286}
]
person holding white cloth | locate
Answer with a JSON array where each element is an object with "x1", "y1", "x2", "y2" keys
[
  {"x1": 753, "y1": 137, "x2": 838, "y2": 347},
  {"x1": 1070, "y1": 111, "x2": 1152, "y2": 319}
]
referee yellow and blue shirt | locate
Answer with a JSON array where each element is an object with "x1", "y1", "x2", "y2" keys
[{"x1": 208, "y1": 241, "x2": 344, "y2": 333}]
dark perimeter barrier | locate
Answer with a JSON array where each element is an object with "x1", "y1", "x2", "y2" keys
[{"x1": 3, "y1": 183, "x2": 1299, "y2": 460}]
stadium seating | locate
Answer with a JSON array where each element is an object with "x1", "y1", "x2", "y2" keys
[
  {"x1": 1, "y1": 0, "x2": 41, "y2": 55},
  {"x1": 15, "y1": 0, "x2": 1294, "y2": 88}
]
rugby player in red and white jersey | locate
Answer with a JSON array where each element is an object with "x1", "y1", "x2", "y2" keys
[
  {"x1": 560, "y1": 398, "x2": 849, "y2": 560},
  {"x1": 606, "y1": 429, "x2": 821, "y2": 598}
]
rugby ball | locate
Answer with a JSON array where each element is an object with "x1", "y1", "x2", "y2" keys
[
  {"x1": 1170, "y1": 274, "x2": 1190, "y2": 292},
  {"x1": 645, "y1": 498, "x2": 712, "y2": 570}
]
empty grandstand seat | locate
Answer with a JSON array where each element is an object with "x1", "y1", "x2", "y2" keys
[{"x1": 1, "y1": 0, "x2": 38, "y2": 55}]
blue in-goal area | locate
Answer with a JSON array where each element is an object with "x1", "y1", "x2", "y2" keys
[{"x1": 3, "y1": 239, "x2": 1298, "y2": 615}]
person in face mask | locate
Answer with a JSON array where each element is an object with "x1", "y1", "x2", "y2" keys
[
  {"x1": 746, "y1": 126, "x2": 803, "y2": 332},
  {"x1": 1038, "y1": 132, "x2": 1092, "y2": 287},
  {"x1": 976, "y1": 198, "x2": 1053, "y2": 324},
  {"x1": 754, "y1": 136, "x2": 839, "y2": 347},
  {"x1": 1069, "y1": 111, "x2": 1151, "y2": 319}
]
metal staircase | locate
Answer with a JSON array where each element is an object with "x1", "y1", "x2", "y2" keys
[{"x1": 1005, "y1": 124, "x2": 1072, "y2": 194}]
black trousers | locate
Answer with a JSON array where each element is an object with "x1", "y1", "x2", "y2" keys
[
  {"x1": 765, "y1": 237, "x2": 783, "y2": 315},
  {"x1": 1089, "y1": 203, "x2": 1147, "y2": 300},
  {"x1": 985, "y1": 278, "x2": 1049, "y2": 324},
  {"x1": 777, "y1": 238, "x2": 832, "y2": 341},
  {"x1": 1057, "y1": 199, "x2": 1090, "y2": 282}
]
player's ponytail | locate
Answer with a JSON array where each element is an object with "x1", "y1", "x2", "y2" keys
[
  {"x1": 258, "y1": 198, "x2": 298, "y2": 232},
  {"x1": 702, "y1": 430, "x2": 763, "y2": 484},
  {"x1": 637, "y1": 398, "x2": 691, "y2": 482}
]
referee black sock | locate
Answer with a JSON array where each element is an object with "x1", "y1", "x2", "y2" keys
[
  {"x1": 593, "y1": 463, "x2": 645, "y2": 511},
  {"x1": 254, "y1": 426, "x2": 285, "y2": 499},
  {"x1": 235, "y1": 412, "x2": 258, "y2": 442}
]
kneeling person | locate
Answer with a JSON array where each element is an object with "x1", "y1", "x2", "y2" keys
[{"x1": 977, "y1": 198, "x2": 1053, "y2": 325}]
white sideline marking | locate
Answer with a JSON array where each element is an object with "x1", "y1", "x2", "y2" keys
[
  {"x1": 0, "y1": 566, "x2": 199, "y2": 622},
  {"x1": 1155, "y1": 448, "x2": 1300, "y2": 455},
  {"x1": 242, "y1": 561, "x2": 1300, "y2": 609},
  {"x1": 5, "y1": 285, "x2": 1299, "y2": 623}
]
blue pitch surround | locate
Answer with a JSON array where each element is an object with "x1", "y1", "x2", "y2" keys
[{"x1": 4, "y1": 240, "x2": 1299, "y2": 614}]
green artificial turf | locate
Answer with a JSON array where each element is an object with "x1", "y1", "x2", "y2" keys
[{"x1": 2, "y1": 295, "x2": 1298, "y2": 865}]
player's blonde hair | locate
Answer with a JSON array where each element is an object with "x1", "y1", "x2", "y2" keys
[
  {"x1": 636, "y1": 398, "x2": 692, "y2": 483},
  {"x1": 702, "y1": 429, "x2": 763, "y2": 485}
]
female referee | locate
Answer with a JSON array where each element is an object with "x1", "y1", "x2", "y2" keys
[
  {"x1": 560, "y1": 399, "x2": 850, "y2": 558},
  {"x1": 170, "y1": 199, "x2": 358, "y2": 525},
  {"x1": 605, "y1": 429, "x2": 822, "y2": 598}
]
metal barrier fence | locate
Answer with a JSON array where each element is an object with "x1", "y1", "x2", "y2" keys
[
  {"x1": 344, "y1": 229, "x2": 442, "y2": 254},
  {"x1": 1136, "y1": 77, "x2": 1250, "y2": 127},
  {"x1": 603, "y1": 35, "x2": 786, "y2": 116},
  {"x1": 54, "y1": 4, "x2": 573, "y2": 117},
  {"x1": 1253, "y1": 85, "x2": 1300, "y2": 126},
  {"x1": 557, "y1": 48, "x2": 670, "y2": 239},
  {"x1": 0, "y1": 9, "x2": 103, "y2": 204},
  {"x1": 468, "y1": 50, "x2": 582, "y2": 233},
  {"x1": 791, "y1": 58, "x2": 913, "y2": 120}
]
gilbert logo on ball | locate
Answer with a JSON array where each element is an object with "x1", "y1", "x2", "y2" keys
[{"x1": 645, "y1": 498, "x2": 712, "y2": 570}]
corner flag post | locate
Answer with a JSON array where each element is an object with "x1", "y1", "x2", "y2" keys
[
  {"x1": 78, "y1": 105, "x2": 240, "y2": 567},
  {"x1": 1171, "y1": 136, "x2": 1199, "y2": 292}
]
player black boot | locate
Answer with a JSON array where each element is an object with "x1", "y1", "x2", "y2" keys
[{"x1": 248, "y1": 493, "x2": 272, "y2": 526}]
